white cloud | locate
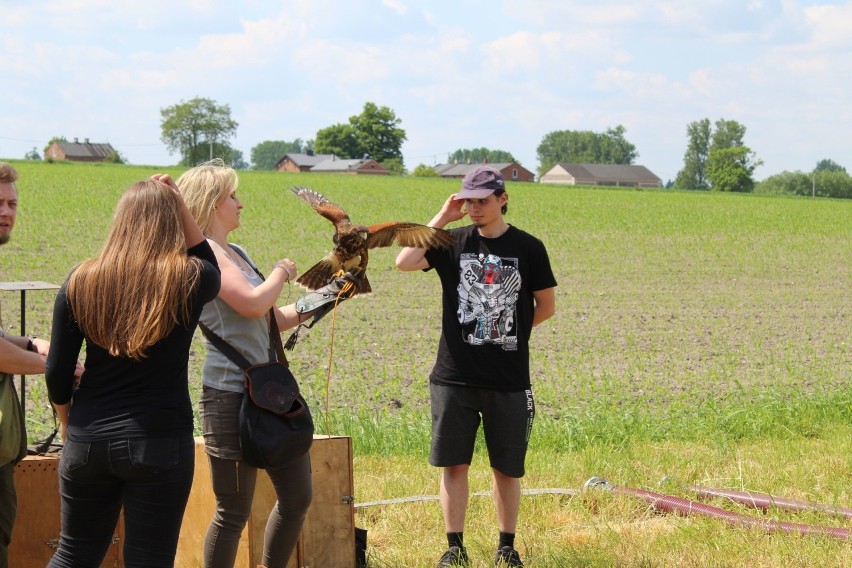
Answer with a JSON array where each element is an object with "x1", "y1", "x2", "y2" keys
[{"x1": 382, "y1": 0, "x2": 408, "y2": 16}]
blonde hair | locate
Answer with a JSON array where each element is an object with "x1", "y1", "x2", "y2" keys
[
  {"x1": 176, "y1": 159, "x2": 239, "y2": 234},
  {"x1": 0, "y1": 162, "x2": 19, "y2": 184},
  {"x1": 67, "y1": 179, "x2": 201, "y2": 360}
]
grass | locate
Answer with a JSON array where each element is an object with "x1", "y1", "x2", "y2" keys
[{"x1": 2, "y1": 160, "x2": 850, "y2": 566}]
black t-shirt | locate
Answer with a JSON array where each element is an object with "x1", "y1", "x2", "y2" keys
[
  {"x1": 45, "y1": 241, "x2": 221, "y2": 441},
  {"x1": 424, "y1": 225, "x2": 557, "y2": 391}
]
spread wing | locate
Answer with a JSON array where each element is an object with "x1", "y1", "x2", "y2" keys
[
  {"x1": 297, "y1": 252, "x2": 345, "y2": 291},
  {"x1": 290, "y1": 186, "x2": 352, "y2": 232},
  {"x1": 366, "y1": 222, "x2": 455, "y2": 249}
]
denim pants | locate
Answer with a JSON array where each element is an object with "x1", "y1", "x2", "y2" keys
[{"x1": 47, "y1": 436, "x2": 195, "y2": 568}]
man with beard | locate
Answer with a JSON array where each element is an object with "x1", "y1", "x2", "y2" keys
[{"x1": 0, "y1": 162, "x2": 52, "y2": 568}]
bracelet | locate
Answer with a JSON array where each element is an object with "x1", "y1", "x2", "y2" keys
[
  {"x1": 26, "y1": 337, "x2": 35, "y2": 352},
  {"x1": 274, "y1": 262, "x2": 294, "y2": 281}
]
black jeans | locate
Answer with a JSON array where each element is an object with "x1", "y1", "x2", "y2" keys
[{"x1": 47, "y1": 436, "x2": 194, "y2": 568}]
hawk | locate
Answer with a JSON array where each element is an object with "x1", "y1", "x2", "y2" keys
[{"x1": 291, "y1": 186, "x2": 455, "y2": 295}]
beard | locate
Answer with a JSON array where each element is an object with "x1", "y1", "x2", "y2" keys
[{"x1": 0, "y1": 234, "x2": 10, "y2": 245}]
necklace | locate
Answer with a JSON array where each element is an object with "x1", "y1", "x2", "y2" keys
[{"x1": 210, "y1": 238, "x2": 252, "y2": 274}]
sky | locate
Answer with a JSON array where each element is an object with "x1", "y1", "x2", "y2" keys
[{"x1": 2, "y1": 0, "x2": 851, "y2": 183}]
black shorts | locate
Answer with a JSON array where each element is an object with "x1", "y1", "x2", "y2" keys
[{"x1": 429, "y1": 382, "x2": 535, "y2": 478}]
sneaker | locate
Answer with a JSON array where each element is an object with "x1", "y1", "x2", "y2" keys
[
  {"x1": 494, "y1": 545, "x2": 524, "y2": 567},
  {"x1": 437, "y1": 545, "x2": 470, "y2": 567}
]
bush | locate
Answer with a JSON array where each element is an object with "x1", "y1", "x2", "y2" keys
[{"x1": 756, "y1": 169, "x2": 852, "y2": 198}]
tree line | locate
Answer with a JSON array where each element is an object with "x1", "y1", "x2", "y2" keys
[{"x1": 42, "y1": 95, "x2": 840, "y2": 199}]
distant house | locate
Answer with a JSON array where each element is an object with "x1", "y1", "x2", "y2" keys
[
  {"x1": 309, "y1": 157, "x2": 389, "y2": 176},
  {"x1": 276, "y1": 152, "x2": 338, "y2": 172},
  {"x1": 540, "y1": 163, "x2": 661, "y2": 188},
  {"x1": 45, "y1": 138, "x2": 116, "y2": 162},
  {"x1": 433, "y1": 162, "x2": 535, "y2": 183}
]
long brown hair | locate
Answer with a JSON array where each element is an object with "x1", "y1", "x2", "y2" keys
[{"x1": 67, "y1": 179, "x2": 201, "y2": 360}]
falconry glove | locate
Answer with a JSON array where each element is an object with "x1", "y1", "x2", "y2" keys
[{"x1": 285, "y1": 268, "x2": 362, "y2": 350}]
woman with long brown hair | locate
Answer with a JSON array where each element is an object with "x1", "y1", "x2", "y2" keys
[{"x1": 45, "y1": 175, "x2": 221, "y2": 567}]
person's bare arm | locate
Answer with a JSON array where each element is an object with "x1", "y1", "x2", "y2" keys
[
  {"x1": 532, "y1": 287, "x2": 556, "y2": 327},
  {"x1": 0, "y1": 335, "x2": 45, "y2": 375}
]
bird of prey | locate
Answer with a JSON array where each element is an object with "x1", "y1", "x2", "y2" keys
[{"x1": 291, "y1": 185, "x2": 455, "y2": 295}]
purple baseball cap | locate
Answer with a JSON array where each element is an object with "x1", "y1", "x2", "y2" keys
[{"x1": 454, "y1": 165, "x2": 505, "y2": 200}]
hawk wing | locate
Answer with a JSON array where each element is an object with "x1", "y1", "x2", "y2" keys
[
  {"x1": 290, "y1": 186, "x2": 352, "y2": 232},
  {"x1": 297, "y1": 252, "x2": 345, "y2": 291},
  {"x1": 367, "y1": 222, "x2": 455, "y2": 249}
]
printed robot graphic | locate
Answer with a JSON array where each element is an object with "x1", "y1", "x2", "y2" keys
[{"x1": 457, "y1": 253, "x2": 521, "y2": 350}]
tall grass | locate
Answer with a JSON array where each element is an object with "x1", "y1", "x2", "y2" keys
[{"x1": 3, "y1": 160, "x2": 850, "y2": 566}]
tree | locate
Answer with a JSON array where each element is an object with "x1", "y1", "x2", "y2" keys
[
  {"x1": 710, "y1": 119, "x2": 747, "y2": 152},
  {"x1": 675, "y1": 118, "x2": 761, "y2": 191},
  {"x1": 314, "y1": 123, "x2": 364, "y2": 158},
  {"x1": 160, "y1": 97, "x2": 238, "y2": 166},
  {"x1": 600, "y1": 125, "x2": 638, "y2": 165},
  {"x1": 755, "y1": 169, "x2": 852, "y2": 199},
  {"x1": 449, "y1": 148, "x2": 516, "y2": 164},
  {"x1": 754, "y1": 171, "x2": 811, "y2": 196},
  {"x1": 814, "y1": 159, "x2": 846, "y2": 174},
  {"x1": 382, "y1": 158, "x2": 406, "y2": 176},
  {"x1": 412, "y1": 164, "x2": 440, "y2": 177},
  {"x1": 536, "y1": 125, "x2": 637, "y2": 175},
  {"x1": 24, "y1": 147, "x2": 40, "y2": 160},
  {"x1": 314, "y1": 102, "x2": 406, "y2": 166},
  {"x1": 224, "y1": 145, "x2": 248, "y2": 170},
  {"x1": 812, "y1": 170, "x2": 852, "y2": 198},
  {"x1": 706, "y1": 147, "x2": 758, "y2": 192},
  {"x1": 349, "y1": 102, "x2": 406, "y2": 163},
  {"x1": 673, "y1": 119, "x2": 712, "y2": 190},
  {"x1": 104, "y1": 149, "x2": 126, "y2": 164},
  {"x1": 250, "y1": 139, "x2": 307, "y2": 170}
]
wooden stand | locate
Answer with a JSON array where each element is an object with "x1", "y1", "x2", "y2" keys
[
  {"x1": 9, "y1": 435, "x2": 354, "y2": 568},
  {"x1": 177, "y1": 435, "x2": 356, "y2": 568},
  {"x1": 9, "y1": 456, "x2": 124, "y2": 567}
]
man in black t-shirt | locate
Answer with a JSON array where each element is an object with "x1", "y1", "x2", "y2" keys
[{"x1": 397, "y1": 166, "x2": 556, "y2": 567}]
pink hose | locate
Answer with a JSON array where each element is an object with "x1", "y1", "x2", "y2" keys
[
  {"x1": 585, "y1": 478, "x2": 850, "y2": 541},
  {"x1": 687, "y1": 484, "x2": 852, "y2": 520}
]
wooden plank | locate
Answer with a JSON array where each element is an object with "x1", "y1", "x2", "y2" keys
[
  {"x1": 301, "y1": 435, "x2": 356, "y2": 568},
  {"x1": 180, "y1": 435, "x2": 354, "y2": 568},
  {"x1": 10, "y1": 455, "x2": 123, "y2": 568}
]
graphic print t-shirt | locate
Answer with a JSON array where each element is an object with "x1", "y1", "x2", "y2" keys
[{"x1": 425, "y1": 225, "x2": 557, "y2": 391}]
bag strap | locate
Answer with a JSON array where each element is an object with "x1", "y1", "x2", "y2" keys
[
  {"x1": 199, "y1": 243, "x2": 289, "y2": 369},
  {"x1": 268, "y1": 309, "x2": 289, "y2": 368},
  {"x1": 198, "y1": 323, "x2": 253, "y2": 370}
]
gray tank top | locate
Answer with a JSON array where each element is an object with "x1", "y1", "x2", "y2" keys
[{"x1": 199, "y1": 243, "x2": 271, "y2": 393}]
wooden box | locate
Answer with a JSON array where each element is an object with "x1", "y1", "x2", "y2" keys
[
  {"x1": 177, "y1": 435, "x2": 355, "y2": 568},
  {"x1": 9, "y1": 455, "x2": 124, "y2": 567}
]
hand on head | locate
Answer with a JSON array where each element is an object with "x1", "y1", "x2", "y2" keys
[{"x1": 441, "y1": 194, "x2": 467, "y2": 222}]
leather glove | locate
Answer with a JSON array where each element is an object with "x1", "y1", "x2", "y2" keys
[{"x1": 294, "y1": 268, "x2": 362, "y2": 328}]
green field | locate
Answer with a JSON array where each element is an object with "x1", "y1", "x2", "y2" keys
[{"x1": 3, "y1": 160, "x2": 850, "y2": 566}]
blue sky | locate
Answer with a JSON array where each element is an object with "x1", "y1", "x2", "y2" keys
[{"x1": 2, "y1": 0, "x2": 850, "y2": 182}]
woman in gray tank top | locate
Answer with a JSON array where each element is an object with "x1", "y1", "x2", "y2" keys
[{"x1": 177, "y1": 160, "x2": 359, "y2": 568}]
